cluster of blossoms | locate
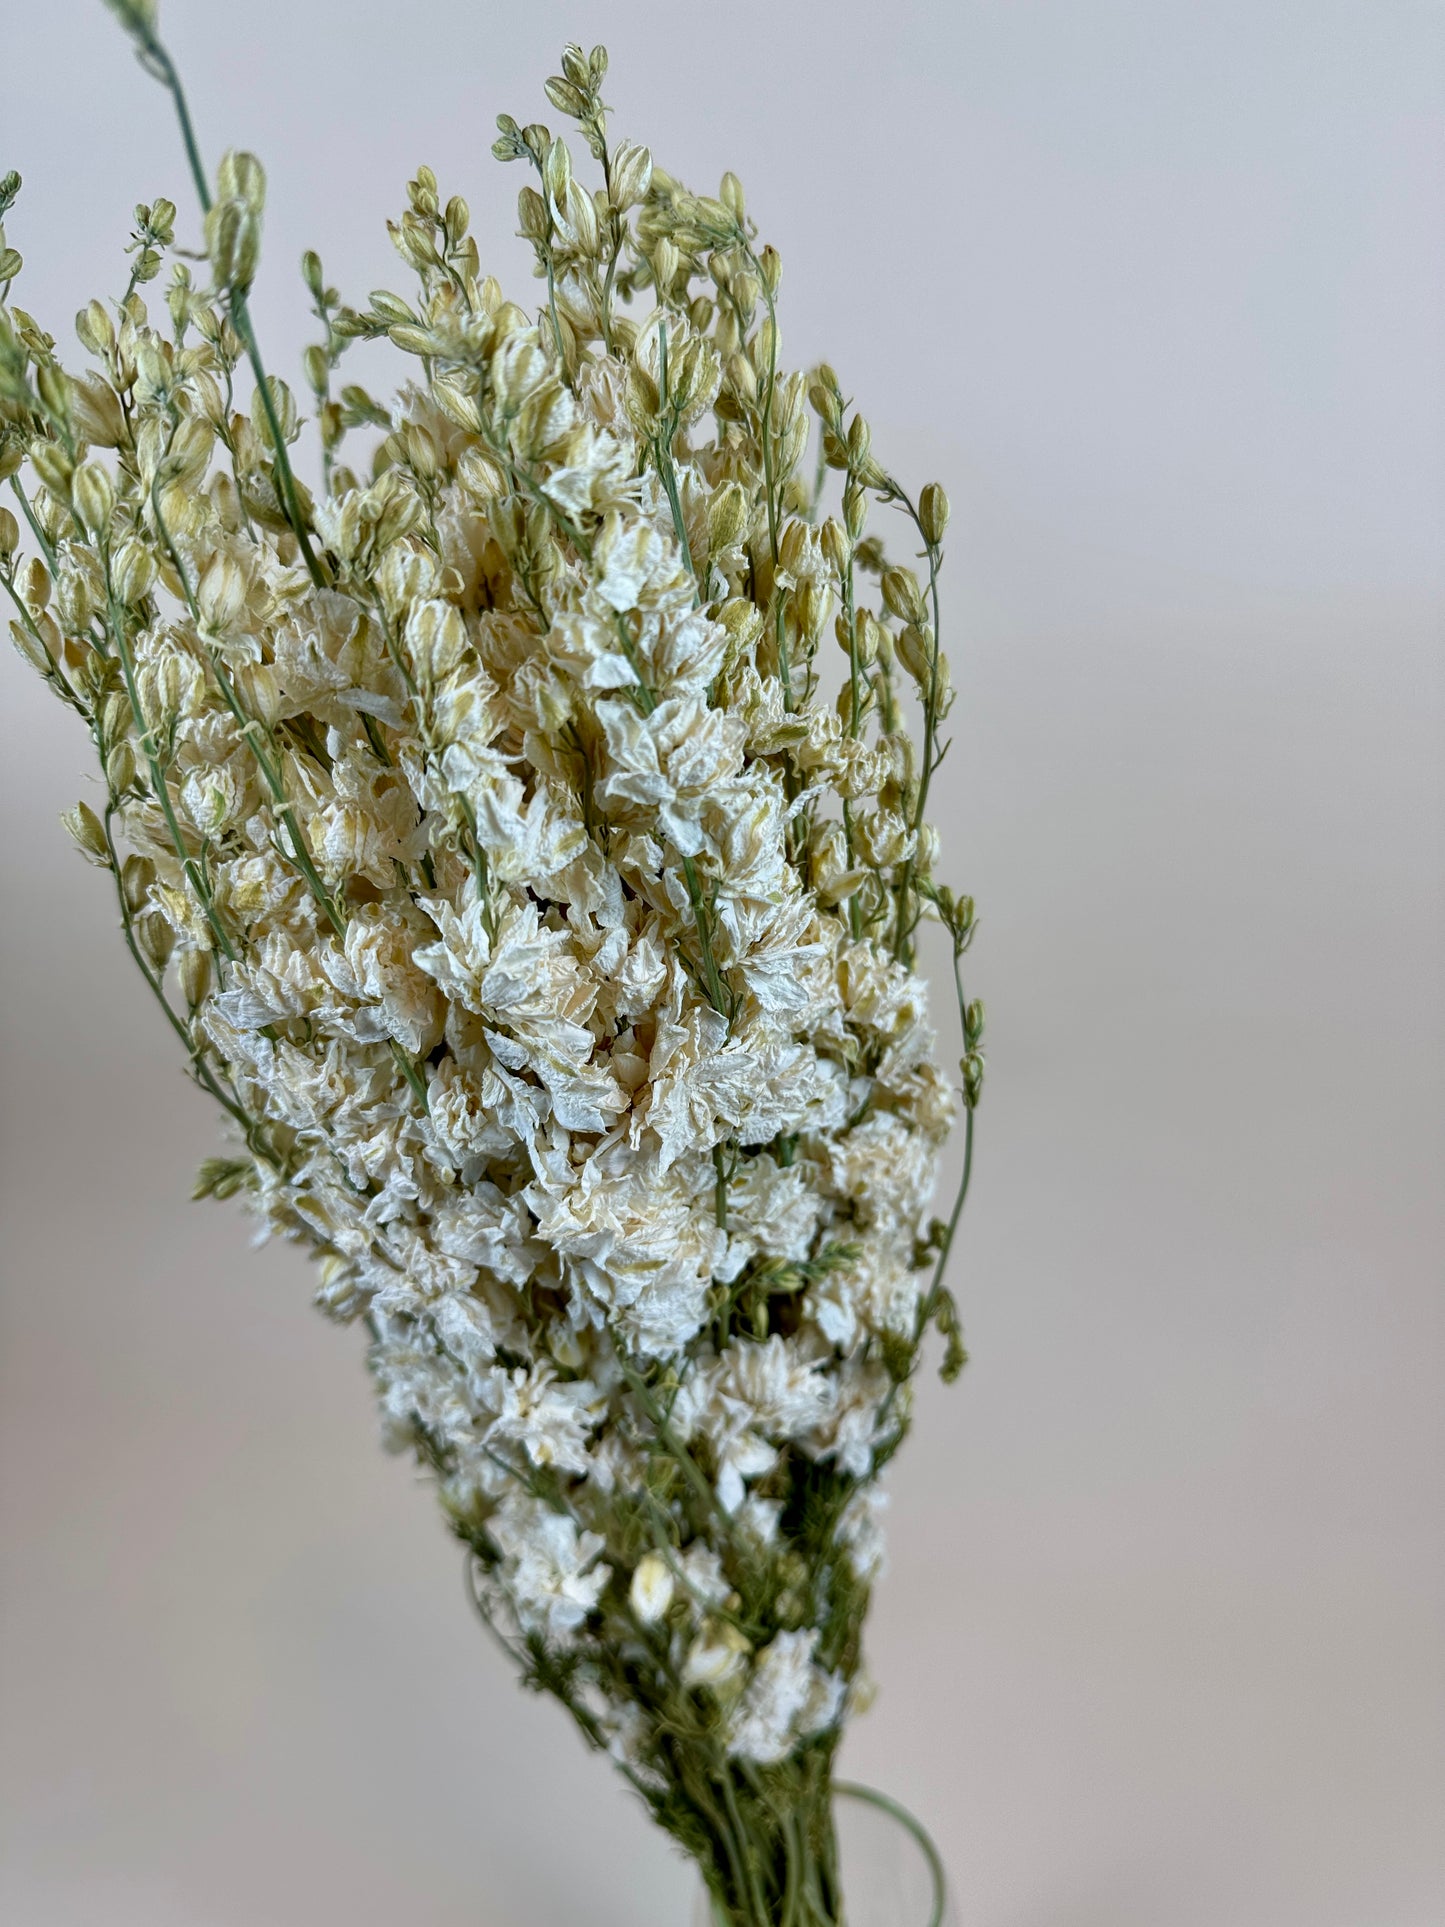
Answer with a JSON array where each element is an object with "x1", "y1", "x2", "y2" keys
[{"x1": 2, "y1": 13, "x2": 981, "y2": 1919}]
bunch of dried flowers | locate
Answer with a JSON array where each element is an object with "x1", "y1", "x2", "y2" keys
[{"x1": 1, "y1": 7, "x2": 982, "y2": 1919}]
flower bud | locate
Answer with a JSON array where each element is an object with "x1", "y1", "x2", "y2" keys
[
  {"x1": 136, "y1": 910, "x2": 176, "y2": 970},
  {"x1": 405, "y1": 597, "x2": 467, "y2": 681},
  {"x1": 35, "y1": 362, "x2": 71, "y2": 423},
  {"x1": 457, "y1": 447, "x2": 506, "y2": 502},
  {"x1": 217, "y1": 149, "x2": 266, "y2": 214},
  {"x1": 842, "y1": 482, "x2": 868, "y2": 544},
  {"x1": 896, "y1": 623, "x2": 933, "y2": 683},
  {"x1": 197, "y1": 551, "x2": 247, "y2": 633},
  {"x1": 682, "y1": 1621, "x2": 751, "y2": 1689},
  {"x1": 517, "y1": 185, "x2": 549, "y2": 244},
  {"x1": 918, "y1": 481, "x2": 950, "y2": 545},
  {"x1": 542, "y1": 138, "x2": 573, "y2": 206},
  {"x1": 206, "y1": 199, "x2": 261, "y2": 294},
  {"x1": 724, "y1": 353, "x2": 757, "y2": 406},
  {"x1": 71, "y1": 461, "x2": 114, "y2": 535},
  {"x1": 112, "y1": 535, "x2": 156, "y2": 608},
  {"x1": 881, "y1": 566, "x2": 926, "y2": 625},
  {"x1": 30, "y1": 443, "x2": 73, "y2": 498},
  {"x1": 238, "y1": 661, "x2": 281, "y2": 729},
  {"x1": 575, "y1": 180, "x2": 603, "y2": 254},
  {"x1": 629, "y1": 1552, "x2": 675, "y2": 1626},
  {"x1": 962, "y1": 1051, "x2": 985, "y2": 1109},
  {"x1": 121, "y1": 853, "x2": 154, "y2": 914},
  {"x1": 75, "y1": 298, "x2": 116, "y2": 357},
  {"x1": 104, "y1": 739, "x2": 137, "y2": 794},
  {"x1": 652, "y1": 237, "x2": 679, "y2": 297},
  {"x1": 9, "y1": 618, "x2": 48, "y2": 674},
  {"x1": 0, "y1": 505, "x2": 17, "y2": 555},
  {"x1": 707, "y1": 481, "x2": 748, "y2": 553},
  {"x1": 819, "y1": 517, "x2": 850, "y2": 577},
  {"x1": 178, "y1": 945, "x2": 213, "y2": 1009},
  {"x1": 609, "y1": 141, "x2": 652, "y2": 211},
  {"x1": 61, "y1": 800, "x2": 109, "y2": 865},
  {"x1": 18, "y1": 556, "x2": 50, "y2": 609},
  {"x1": 251, "y1": 376, "x2": 298, "y2": 452}
]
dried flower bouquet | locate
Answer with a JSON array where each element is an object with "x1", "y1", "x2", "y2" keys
[{"x1": 1, "y1": 7, "x2": 982, "y2": 1920}]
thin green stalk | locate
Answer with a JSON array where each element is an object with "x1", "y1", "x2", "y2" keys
[
  {"x1": 116, "y1": 4, "x2": 326, "y2": 587},
  {"x1": 9, "y1": 475, "x2": 56, "y2": 570},
  {"x1": 834, "y1": 1782, "x2": 947, "y2": 1927}
]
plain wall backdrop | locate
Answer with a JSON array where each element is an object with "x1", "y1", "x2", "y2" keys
[{"x1": 1, "y1": 2, "x2": 1441, "y2": 1922}]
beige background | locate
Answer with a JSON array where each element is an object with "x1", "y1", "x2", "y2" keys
[{"x1": 2, "y1": 2, "x2": 1441, "y2": 1921}]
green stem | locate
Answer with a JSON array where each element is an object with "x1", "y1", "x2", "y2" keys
[
  {"x1": 121, "y1": 9, "x2": 325, "y2": 587},
  {"x1": 833, "y1": 1782, "x2": 947, "y2": 1927}
]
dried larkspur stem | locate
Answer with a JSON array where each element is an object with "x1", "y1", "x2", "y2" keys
[{"x1": 3, "y1": 18, "x2": 981, "y2": 1921}]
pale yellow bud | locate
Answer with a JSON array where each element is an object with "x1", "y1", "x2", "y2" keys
[
  {"x1": 72, "y1": 461, "x2": 114, "y2": 535},
  {"x1": 71, "y1": 374, "x2": 126, "y2": 448},
  {"x1": 517, "y1": 186, "x2": 549, "y2": 245},
  {"x1": 251, "y1": 376, "x2": 298, "y2": 452},
  {"x1": 197, "y1": 551, "x2": 247, "y2": 633},
  {"x1": 918, "y1": 482, "x2": 950, "y2": 546},
  {"x1": 725, "y1": 352, "x2": 758, "y2": 406},
  {"x1": 400, "y1": 420, "x2": 440, "y2": 481},
  {"x1": 376, "y1": 539, "x2": 441, "y2": 621},
  {"x1": 564, "y1": 180, "x2": 599, "y2": 255},
  {"x1": 609, "y1": 141, "x2": 652, "y2": 211},
  {"x1": 120, "y1": 854, "x2": 154, "y2": 914},
  {"x1": 9, "y1": 619, "x2": 49, "y2": 674},
  {"x1": 206, "y1": 200, "x2": 260, "y2": 293},
  {"x1": 216, "y1": 149, "x2": 266, "y2": 214},
  {"x1": 104, "y1": 739, "x2": 136, "y2": 794},
  {"x1": 682, "y1": 1622, "x2": 751, "y2": 1689},
  {"x1": 843, "y1": 481, "x2": 867, "y2": 542},
  {"x1": 707, "y1": 482, "x2": 749, "y2": 552},
  {"x1": 61, "y1": 800, "x2": 109, "y2": 865},
  {"x1": 112, "y1": 536, "x2": 156, "y2": 606},
  {"x1": 177, "y1": 946, "x2": 213, "y2": 1009},
  {"x1": 18, "y1": 557, "x2": 50, "y2": 609},
  {"x1": 238, "y1": 662, "x2": 281, "y2": 729},
  {"x1": 75, "y1": 299, "x2": 116, "y2": 357},
  {"x1": 136, "y1": 910, "x2": 175, "y2": 970},
  {"x1": 629, "y1": 1552, "x2": 675, "y2": 1626},
  {"x1": 881, "y1": 566, "x2": 926, "y2": 625},
  {"x1": 0, "y1": 505, "x2": 17, "y2": 555},
  {"x1": 652, "y1": 237, "x2": 679, "y2": 297},
  {"x1": 30, "y1": 444, "x2": 74, "y2": 498},
  {"x1": 819, "y1": 517, "x2": 850, "y2": 576},
  {"x1": 372, "y1": 484, "x2": 424, "y2": 555},
  {"x1": 778, "y1": 519, "x2": 809, "y2": 576},
  {"x1": 897, "y1": 623, "x2": 933, "y2": 683},
  {"x1": 457, "y1": 447, "x2": 505, "y2": 501},
  {"x1": 405, "y1": 597, "x2": 466, "y2": 681},
  {"x1": 542, "y1": 138, "x2": 573, "y2": 205},
  {"x1": 794, "y1": 576, "x2": 828, "y2": 639}
]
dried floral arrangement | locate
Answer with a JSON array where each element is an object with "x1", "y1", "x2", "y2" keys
[{"x1": 1, "y1": 5, "x2": 982, "y2": 1919}]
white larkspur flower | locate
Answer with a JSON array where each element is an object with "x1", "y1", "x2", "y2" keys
[{"x1": 18, "y1": 29, "x2": 980, "y2": 1898}]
